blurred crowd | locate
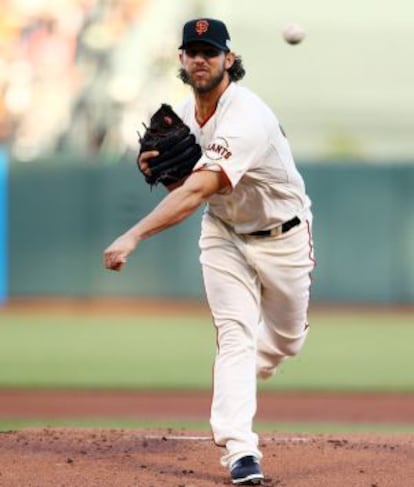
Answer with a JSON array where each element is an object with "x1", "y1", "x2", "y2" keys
[{"x1": 0, "y1": 0, "x2": 150, "y2": 161}]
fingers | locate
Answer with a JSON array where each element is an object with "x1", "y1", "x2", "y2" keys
[
  {"x1": 137, "y1": 150, "x2": 159, "y2": 175},
  {"x1": 111, "y1": 261, "x2": 125, "y2": 272},
  {"x1": 139, "y1": 150, "x2": 159, "y2": 163},
  {"x1": 104, "y1": 251, "x2": 127, "y2": 272},
  {"x1": 103, "y1": 233, "x2": 138, "y2": 272}
]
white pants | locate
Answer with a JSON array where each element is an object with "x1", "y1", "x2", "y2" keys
[{"x1": 199, "y1": 212, "x2": 315, "y2": 467}]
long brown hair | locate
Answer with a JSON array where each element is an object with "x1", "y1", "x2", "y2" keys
[{"x1": 178, "y1": 55, "x2": 246, "y2": 84}]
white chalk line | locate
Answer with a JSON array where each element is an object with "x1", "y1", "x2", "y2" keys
[{"x1": 140, "y1": 435, "x2": 312, "y2": 443}]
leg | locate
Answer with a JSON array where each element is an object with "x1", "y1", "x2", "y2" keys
[
  {"x1": 200, "y1": 224, "x2": 262, "y2": 468},
  {"x1": 255, "y1": 221, "x2": 315, "y2": 379}
]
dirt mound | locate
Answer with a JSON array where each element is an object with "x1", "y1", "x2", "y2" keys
[{"x1": 0, "y1": 428, "x2": 413, "y2": 486}]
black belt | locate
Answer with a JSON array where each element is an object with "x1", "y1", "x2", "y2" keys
[{"x1": 246, "y1": 216, "x2": 301, "y2": 238}]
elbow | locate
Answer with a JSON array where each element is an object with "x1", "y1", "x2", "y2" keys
[{"x1": 178, "y1": 169, "x2": 223, "y2": 213}]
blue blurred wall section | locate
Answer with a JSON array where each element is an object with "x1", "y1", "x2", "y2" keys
[
  {"x1": 0, "y1": 146, "x2": 8, "y2": 303},
  {"x1": 7, "y1": 157, "x2": 414, "y2": 304}
]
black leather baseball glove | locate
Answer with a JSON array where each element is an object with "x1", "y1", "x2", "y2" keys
[{"x1": 137, "y1": 104, "x2": 202, "y2": 188}]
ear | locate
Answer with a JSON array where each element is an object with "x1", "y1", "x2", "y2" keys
[{"x1": 224, "y1": 52, "x2": 235, "y2": 70}]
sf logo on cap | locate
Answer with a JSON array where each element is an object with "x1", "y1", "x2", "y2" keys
[{"x1": 195, "y1": 19, "x2": 209, "y2": 35}]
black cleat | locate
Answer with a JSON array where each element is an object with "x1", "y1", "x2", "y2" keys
[{"x1": 230, "y1": 455, "x2": 264, "y2": 485}]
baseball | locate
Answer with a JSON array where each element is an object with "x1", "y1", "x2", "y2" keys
[{"x1": 282, "y1": 23, "x2": 305, "y2": 45}]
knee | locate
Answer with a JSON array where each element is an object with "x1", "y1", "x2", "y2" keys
[
  {"x1": 279, "y1": 339, "x2": 303, "y2": 357},
  {"x1": 276, "y1": 328, "x2": 308, "y2": 357}
]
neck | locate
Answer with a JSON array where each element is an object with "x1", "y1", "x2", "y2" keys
[{"x1": 194, "y1": 77, "x2": 231, "y2": 125}]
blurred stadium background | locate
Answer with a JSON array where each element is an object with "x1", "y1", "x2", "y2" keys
[
  {"x1": 1, "y1": 0, "x2": 413, "y2": 303},
  {"x1": 0, "y1": 0, "x2": 413, "y2": 430}
]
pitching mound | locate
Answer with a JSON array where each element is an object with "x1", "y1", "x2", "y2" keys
[{"x1": 0, "y1": 428, "x2": 413, "y2": 486}]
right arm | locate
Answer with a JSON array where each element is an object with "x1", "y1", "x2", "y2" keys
[{"x1": 103, "y1": 163, "x2": 229, "y2": 271}]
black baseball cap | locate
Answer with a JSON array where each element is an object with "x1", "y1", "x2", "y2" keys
[{"x1": 179, "y1": 18, "x2": 231, "y2": 52}]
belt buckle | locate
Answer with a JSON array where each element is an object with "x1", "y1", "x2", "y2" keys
[
  {"x1": 269, "y1": 226, "x2": 283, "y2": 238},
  {"x1": 245, "y1": 225, "x2": 282, "y2": 239}
]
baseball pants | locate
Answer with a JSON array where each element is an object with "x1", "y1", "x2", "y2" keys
[{"x1": 199, "y1": 211, "x2": 315, "y2": 467}]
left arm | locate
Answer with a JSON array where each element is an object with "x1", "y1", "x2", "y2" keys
[{"x1": 103, "y1": 169, "x2": 228, "y2": 271}]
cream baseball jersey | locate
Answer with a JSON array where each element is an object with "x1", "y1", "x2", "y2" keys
[{"x1": 176, "y1": 82, "x2": 311, "y2": 233}]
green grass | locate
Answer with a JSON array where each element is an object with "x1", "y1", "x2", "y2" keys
[
  {"x1": 1, "y1": 418, "x2": 413, "y2": 434},
  {"x1": 262, "y1": 311, "x2": 414, "y2": 391},
  {"x1": 0, "y1": 310, "x2": 413, "y2": 391},
  {"x1": 0, "y1": 315, "x2": 215, "y2": 389}
]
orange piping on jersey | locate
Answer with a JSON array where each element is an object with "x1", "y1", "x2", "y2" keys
[
  {"x1": 195, "y1": 105, "x2": 217, "y2": 127},
  {"x1": 306, "y1": 219, "x2": 317, "y2": 269},
  {"x1": 306, "y1": 219, "x2": 317, "y2": 300},
  {"x1": 211, "y1": 315, "x2": 220, "y2": 447},
  {"x1": 221, "y1": 169, "x2": 232, "y2": 188}
]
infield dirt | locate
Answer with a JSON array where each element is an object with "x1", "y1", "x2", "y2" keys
[
  {"x1": 1, "y1": 389, "x2": 414, "y2": 486},
  {"x1": 0, "y1": 427, "x2": 413, "y2": 486}
]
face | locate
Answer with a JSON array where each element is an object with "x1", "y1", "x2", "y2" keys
[{"x1": 180, "y1": 43, "x2": 234, "y2": 94}]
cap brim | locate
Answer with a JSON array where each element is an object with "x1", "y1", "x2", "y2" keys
[{"x1": 179, "y1": 39, "x2": 229, "y2": 51}]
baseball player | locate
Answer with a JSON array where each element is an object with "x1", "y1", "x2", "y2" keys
[{"x1": 104, "y1": 18, "x2": 315, "y2": 485}]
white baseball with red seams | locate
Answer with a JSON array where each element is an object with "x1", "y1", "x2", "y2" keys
[
  {"x1": 176, "y1": 82, "x2": 315, "y2": 467},
  {"x1": 282, "y1": 23, "x2": 306, "y2": 44}
]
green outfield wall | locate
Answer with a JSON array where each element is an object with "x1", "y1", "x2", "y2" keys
[{"x1": 7, "y1": 156, "x2": 414, "y2": 303}]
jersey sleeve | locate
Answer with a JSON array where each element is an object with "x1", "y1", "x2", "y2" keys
[{"x1": 194, "y1": 112, "x2": 267, "y2": 190}]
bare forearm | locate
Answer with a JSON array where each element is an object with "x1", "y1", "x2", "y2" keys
[
  {"x1": 126, "y1": 186, "x2": 204, "y2": 242},
  {"x1": 103, "y1": 170, "x2": 225, "y2": 272}
]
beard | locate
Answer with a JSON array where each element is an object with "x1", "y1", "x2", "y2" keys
[{"x1": 179, "y1": 66, "x2": 226, "y2": 94}]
